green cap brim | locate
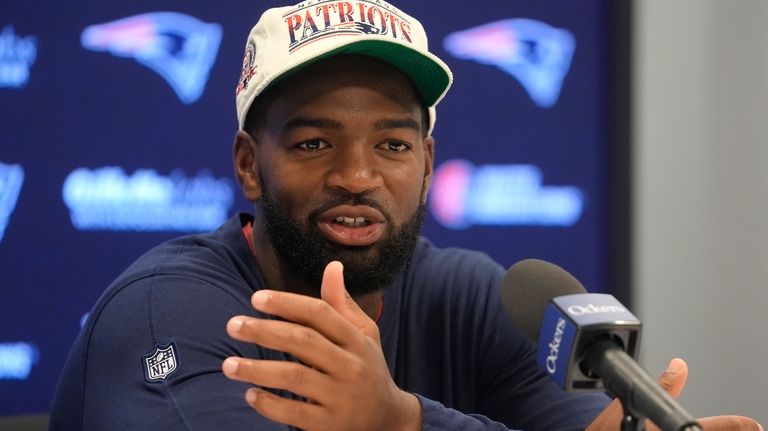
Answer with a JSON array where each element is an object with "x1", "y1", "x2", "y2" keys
[{"x1": 268, "y1": 39, "x2": 451, "y2": 107}]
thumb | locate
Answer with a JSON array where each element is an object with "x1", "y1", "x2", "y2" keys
[
  {"x1": 643, "y1": 358, "x2": 689, "y2": 431},
  {"x1": 657, "y1": 357, "x2": 688, "y2": 399},
  {"x1": 320, "y1": 261, "x2": 379, "y2": 340},
  {"x1": 654, "y1": 359, "x2": 764, "y2": 431}
]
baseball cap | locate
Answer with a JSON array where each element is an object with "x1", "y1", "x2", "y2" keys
[{"x1": 235, "y1": 0, "x2": 453, "y2": 135}]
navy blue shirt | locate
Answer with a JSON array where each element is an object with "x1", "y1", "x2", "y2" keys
[{"x1": 50, "y1": 213, "x2": 609, "y2": 430}]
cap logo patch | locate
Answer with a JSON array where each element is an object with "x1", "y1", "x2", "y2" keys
[
  {"x1": 143, "y1": 342, "x2": 179, "y2": 382},
  {"x1": 236, "y1": 40, "x2": 258, "y2": 95},
  {"x1": 283, "y1": 1, "x2": 412, "y2": 53}
]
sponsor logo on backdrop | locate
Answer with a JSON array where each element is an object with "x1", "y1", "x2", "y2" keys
[
  {"x1": 62, "y1": 167, "x2": 234, "y2": 232},
  {"x1": 81, "y1": 12, "x2": 222, "y2": 103},
  {"x1": 0, "y1": 162, "x2": 24, "y2": 242},
  {"x1": 429, "y1": 159, "x2": 583, "y2": 229},
  {"x1": 0, "y1": 342, "x2": 38, "y2": 380},
  {"x1": 443, "y1": 19, "x2": 575, "y2": 107},
  {"x1": 0, "y1": 26, "x2": 37, "y2": 88}
]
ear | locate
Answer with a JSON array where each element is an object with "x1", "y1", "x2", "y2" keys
[
  {"x1": 421, "y1": 136, "x2": 435, "y2": 203},
  {"x1": 233, "y1": 130, "x2": 262, "y2": 202}
]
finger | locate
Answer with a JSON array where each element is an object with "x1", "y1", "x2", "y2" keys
[
  {"x1": 656, "y1": 358, "x2": 688, "y2": 399},
  {"x1": 244, "y1": 387, "x2": 327, "y2": 431},
  {"x1": 221, "y1": 357, "x2": 330, "y2": 402},
  {"x1": 320, "y1": 261, "x2": 379, "y2": 340},
  {"x1": 248, "y1": 289, "x2": 361, "y2": 347},
  {"x1": 226, "y1": 316, "x2": 351, "y2": 373},
  {"x1": 697, "y1": 415, "x2": 764, "y2": 431},
  {"x1": 640, "y1": 359, "x2": 691, "y2": 431}
]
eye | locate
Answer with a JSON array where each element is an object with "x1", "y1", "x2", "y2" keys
[
  {"x1": 296, "y1": 139, "x2": 330, "y2": 151},
  {"x1": 378, "y1": 141, "x2": 411, "y2": 153}
]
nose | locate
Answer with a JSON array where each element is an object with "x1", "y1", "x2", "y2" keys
[{"x1": 324, "y1": 145, "x2": 383, "y2": 195}]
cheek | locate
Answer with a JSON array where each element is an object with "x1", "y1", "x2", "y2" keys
[
  {"x1": 387, "y1": 168, "x2": 427, "y2": 219},
  {"x1": 259, "y1": 161, "x2": 317, "y2": 218}
]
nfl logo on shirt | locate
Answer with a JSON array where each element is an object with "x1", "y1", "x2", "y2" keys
[{"x1": 143, "y1": 343, "x2": 179, "y2": 382}]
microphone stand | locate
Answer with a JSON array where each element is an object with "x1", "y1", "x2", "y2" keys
[
  {"x1": 617, "y1": 387, "x2": 704, "y2": 431},
  {"x1": 584, "y1": 340, "x2": 703, "y2": 431},
  {"x1": 620, "y1": 406, "x2": 645, "y2": 431},
  {"x1": 616, "y1": 388, "x2": 705, "y2": 431}
]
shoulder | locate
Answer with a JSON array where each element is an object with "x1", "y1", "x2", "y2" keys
[
  {"x1": 81, "y1": 214, "x2": 262, "y2": 353},
  {"x1": 406, "y1": 237, "x2": 506, "y2": 293},
  {"x1": 117, "y1": 213, "x2": 259, "y2": 290},
  {"x1": 73, "y1": 220, "x2": 263, "y2": 410},
  {"x1": 99, "y1": 213, "x2": 258, "y2": 312},
  {"x1": 387, "y1": 237, "x2": 507, "y2": 330}
]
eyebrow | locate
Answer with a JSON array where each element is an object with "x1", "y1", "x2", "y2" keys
[
  {"x1": 282, "y1": 117, "x2": 420, "y2": 133},
  {"x1": 283, "y1": 117, "x2": 342, "y2": 132},
  {"x1": 374, "y1": 118, "x2": 420, "y2": 132}
]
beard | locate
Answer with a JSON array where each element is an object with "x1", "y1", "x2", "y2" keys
[{"x1": 258, "y1": 185, "x2": 425, "y2": 297}]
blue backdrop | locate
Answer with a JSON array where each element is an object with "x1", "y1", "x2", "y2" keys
[{"x1": 0, "y1": 0, "x2": 627, "y2": 414}]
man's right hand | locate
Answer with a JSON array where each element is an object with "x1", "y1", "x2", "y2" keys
[{"x1": 221, "y1": 261, "x2": 421, "y2": 431}]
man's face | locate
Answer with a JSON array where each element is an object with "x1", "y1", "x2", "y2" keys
[{"x1": 245, "y1": 55, "x2": 434, "y2": 296}]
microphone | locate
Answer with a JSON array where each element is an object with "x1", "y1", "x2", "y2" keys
[{"x1": 500, "y1": 259, "x2": 701, "y2": 431}]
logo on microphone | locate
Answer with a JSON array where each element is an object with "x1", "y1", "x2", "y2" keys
[
  {"x1": 567, "y1": 304, "x2": 626, "y2": 316},
  {"x1": 546, "y1": 317, "x2": 567, "y2": 374}
]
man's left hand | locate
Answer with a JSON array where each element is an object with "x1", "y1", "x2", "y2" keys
[{"x1": 586, "y1": 358, "x2": 763, "y2": 431}]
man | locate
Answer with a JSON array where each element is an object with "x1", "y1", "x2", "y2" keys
[{"x1": 50, "y1": 1, "x2": 762, "y2": 430}]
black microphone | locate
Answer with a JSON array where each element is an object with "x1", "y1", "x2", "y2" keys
[{"x1": 500, "y1": 259, "x2": 701, "y2": 431}]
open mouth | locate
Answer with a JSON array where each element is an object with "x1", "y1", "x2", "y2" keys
[
  {"x1": 334, "y1": 216, "x2": 371, "y2": 228},
  {"x1": 316, "y1": 205, "x2": 386, "y2": 246}
]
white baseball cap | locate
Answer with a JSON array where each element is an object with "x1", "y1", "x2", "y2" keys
[{"x1": 235, "y1": 0, "x2": 453, "y2": 135}]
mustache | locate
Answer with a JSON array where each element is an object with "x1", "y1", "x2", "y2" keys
[{"x1": 308, "y1": 192, "x2": 390, "y2": 223}]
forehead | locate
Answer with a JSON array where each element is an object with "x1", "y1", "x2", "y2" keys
[{"x1": 267, "y1": 55, "x2": 423, "y2": 116}]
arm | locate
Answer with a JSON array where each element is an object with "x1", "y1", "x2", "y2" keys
[
  {"x1": 72, "y1": 274, "x2": 294, "y2": 430},
  {"x1": 222, "y1": 261, "x2": 537, "y2": 430},
  {"x1": 224, "y1": 261, "x2": 764, "y2": 431}
]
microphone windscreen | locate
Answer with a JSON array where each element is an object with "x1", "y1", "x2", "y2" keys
[{"x1": 500, "y1": 259, "x2": 586, "y2": 343}]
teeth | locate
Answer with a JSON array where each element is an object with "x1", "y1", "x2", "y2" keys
[{"x1": 334, "y1": 216, "x2": 368, "y2": 227}]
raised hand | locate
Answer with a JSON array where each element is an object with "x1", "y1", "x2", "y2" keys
[{"x1": 222, "y1": 261, "x2": 421, "y2": 431}]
